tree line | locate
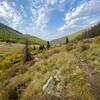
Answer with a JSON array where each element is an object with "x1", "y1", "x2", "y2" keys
[{"x1": 75, "y1": 23, "x2": 100, "y2": 40}]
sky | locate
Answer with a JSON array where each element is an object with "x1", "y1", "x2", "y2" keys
[{"x1": 0, "y1": 0, "x2": 100, "y2": 40}]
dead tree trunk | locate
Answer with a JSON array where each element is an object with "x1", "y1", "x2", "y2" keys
[{"x1": 23, "y1": 36, "x2": 31, "y2": 63}]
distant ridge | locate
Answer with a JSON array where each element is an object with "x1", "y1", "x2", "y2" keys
[
  {"x1": 51, "y1": 29, "x2": 87, "y2": 44},
  {"x1": 0, "y1": 23, "x2": 22, "y2": 35},
  {"x1": 0, "y1": 22, "x2": 46, "y2": 44},
  {"x1": 51, "y1": 23, "x2": 100, "y2": 44}
]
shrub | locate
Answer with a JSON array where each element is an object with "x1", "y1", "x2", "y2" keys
[
  {"x1": 0, "y1": 55, "x2": 5, "y2": 62},
  {"x1": 66, "y1": 37, "x2": 69, "y2": 44},
  {"x1": 40, "y1": 48, "x2": 61, "y2": 59},
  {"x1": 0, "y1": 59, "x2": 12, "y2": 70},
  {"x1": 6, "y1": 75, "x2": 29, "y2": 100},
  {"x1": 82, "y1": 39, "x2": 92, "y2": 43},
  {"x1": 33, "y1": 46, "x2": 36, "y2": 50},
  {"x1": 39, "y1": 45, "x2": 45, "y2": 51},
  {"x1": 66, "y1": 43, "x2": 77, "y2": 51},
  {"x1": 47, "y1": 41, "x2": 50, "y2": 49},
  {"x1": 80, "y1": 43, "x2": 90, "y2": 51}
]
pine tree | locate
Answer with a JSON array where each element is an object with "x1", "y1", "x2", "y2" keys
[
  {"x1": 33, "y1": 46, "x2": 36, "y2": 50},
  {"x1": 39, "y1": 45, "x2": 45, "y2": 50},
  {"x1": 47, "y1": 41, "x2": 50, "y2": 49},
  {"x1": 66, "y1": 37, "x2": 69, "y2": 44}
]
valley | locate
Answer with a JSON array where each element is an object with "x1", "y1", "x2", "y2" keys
[{"x1": 0, "y1": 35, "x2": 100, "y2": 100}]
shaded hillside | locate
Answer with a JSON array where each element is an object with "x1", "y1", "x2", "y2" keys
[{"x1": 0, "y1": 23, "x2": 46, "y2": 45}]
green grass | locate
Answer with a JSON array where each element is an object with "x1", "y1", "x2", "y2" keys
[
  {"x1": 0, "y1": 23, "x2": 46, "y2": 45},
  {"x1": 80, "y1": 38, "x2": 100, "y2": 73},
  {"x1": 51, "y1": 28, "x2": 88, "y2": 44},
  {"x1": 0, "y1": 36, "x2": 100, "y2": 100}
]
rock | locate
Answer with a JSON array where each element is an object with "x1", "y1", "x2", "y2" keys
[
  {"x1": 43, "y1": 77, "x2": 53, "y2": 91},
  {"x1": 34, "y1": 57, "x2": 39, "y2": 62},
  {"x1": 43, "y1": 74, "x2": 60, "y2": 91},
  {"x1": 56, "y1": 83, "x2": 62, "y2": 97}
]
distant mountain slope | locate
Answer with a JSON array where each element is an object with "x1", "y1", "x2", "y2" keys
[
  {"x1": 51, "y1": 36, "x2": 66, "y2": 44},
  {"x1": 0, "y1": 23, "x2": 46, "y2": 44},
  {"x1": 51, "y1": 23, "x2": 100, "y2": 44},
  {"x1": 51, "y1": 29, "x2": 86, "y2": 44}
]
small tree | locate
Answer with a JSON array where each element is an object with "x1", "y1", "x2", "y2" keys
[
  {"x1": 33, "y1": 46, "x2": 36, "y2": 50},
  {"x1": 66, "y1": 37, "x2": 69, "y2": 44},
  {"x1": 39, "y1": 45, "x2": 45, "y2": 50},
  {"x1": 47, "y1": 41, "x2": 50, "y2": 49},
  {"x1": 23, "y1": 35, "x2": 31, "y2": 63}
]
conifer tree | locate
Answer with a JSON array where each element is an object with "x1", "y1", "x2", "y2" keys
[
  {"x1": 66, "y1": 37, "x2": 69, "y2": 44},
  {"x1": 47, "y1": 41, "x2": 50, "y2": 49}
]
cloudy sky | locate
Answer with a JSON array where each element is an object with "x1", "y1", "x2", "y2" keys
[{"x1": 0, "y1": 0, "x2": 100, "y2": 40}]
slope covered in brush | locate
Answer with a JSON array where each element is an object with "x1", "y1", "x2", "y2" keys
[
  {"x1": 0, "y1": 36, "x2": 100, "y2": 100},
  {"x1": 0, "y1": 23, "x2": 46, "y2": 45},
  {"x1": 51, "y1": 23, "x2": 100, "y2": 44}
]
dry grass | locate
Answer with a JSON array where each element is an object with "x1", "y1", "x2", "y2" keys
[
  {"x1": 66, "y1": 43, "x2": 77, "y2": 51},
  {"x1": 80, "y1": 43, "x2": 90, "y2": 51},
  {"x1": 0, "y1": 36, "x2": 100, "y2": 100}
]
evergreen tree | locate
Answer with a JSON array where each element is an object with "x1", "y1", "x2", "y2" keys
[
  {"x1": 66, "y1": 37, "x2": 69, "y2": 44},
  {"x1": 39, "y1": 45, "x2": 45, "y2": 50},
  {"x1": 75, "y1": 23, "x2": 100, "y2": 41},
  {"x1": 47, "y1": 41, "x2": 50, "y2": 49},
  {"x1": 33, "y1": 46, "x2": 36, "y2": 50}
]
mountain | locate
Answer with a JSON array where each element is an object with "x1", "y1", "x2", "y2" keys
[
  {"x1": 51, "y1": 23, "x2": 100, "y2": 44},
  {"x1": 0, "y1": 23, "x2": 46, "y2": 45},
  {"x1": 51, "y1": 29, "x2": 87, "y2": 44}
]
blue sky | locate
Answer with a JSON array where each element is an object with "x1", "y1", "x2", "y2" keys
[{"x1": 0, "y1": 0, "x2": 100, "y2": 40}]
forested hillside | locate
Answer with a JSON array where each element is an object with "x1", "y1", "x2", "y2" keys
[
  {"x1": 75, "y1": 23, "x2": 100, "y2": 40},
  {"x1": 51, "y1": 23, "x2": 100, "y2": 44},
  {"x1": 0, "y1": 23, "x2": 46, "y2": 45}
]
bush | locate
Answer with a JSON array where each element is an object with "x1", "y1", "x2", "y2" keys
[
  {"x1": 66, "y1": 43, "x2": 77, "y2": 51},
  {"x1": 80, "y1": 43, "x2": 90, "y2": 51},
  {"x1": 47, "y1": 41, "x2": 50, "y2": 49},
  {"x1": 0, "y1": 60, "x2": 12, "y2": 70},
  {"x1": 39, "y1": 45, "x2": 45, "y2": 51},
  {"x1": 82, "y1": 39, "x2": 92, "y2": 43},
  {"x1": 39, "y1": 48, "x2": 61, "y2": 59},
  {"x1": 6, "y1": 75, "x2": 29, "y2": 100}
]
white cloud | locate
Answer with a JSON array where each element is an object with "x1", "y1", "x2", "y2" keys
[
  {"x1": 58, "y1": 25, "x2": 66, "y2": 32},
  {"x1": 47, "y1": 0, "x2": 66, "y2": 5},
  {"x1": 28, "y1": 0, "x2": 50, "y2": 35},
  {"x1": 58, "y1": 0, "x2": 100, "y2": 33},
  {"x1": 66, "y1": 0, "x2": 100, "y2": 21},
  {"x1": 35, "y1": 7, "x2": 49, "y2": 27},
  {"x1": 0, "y1": 0, "x2": 99, "y2": 40},
  {"x1": 47, "y1": 0, "x2": 58, "y2": 5},
  {"x1": 0, "y1": 1, "x2": 22, "y2": 29},
  {"x1": 20, "y1": 5, "x2": 27, "y2": 18}
]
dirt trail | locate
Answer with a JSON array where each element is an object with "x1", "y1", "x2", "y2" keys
[{"x1": 77, "y1": 56, "x2": 100, "y2": 98}]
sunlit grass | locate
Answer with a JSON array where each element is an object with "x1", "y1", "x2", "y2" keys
[{"x1": 0, "y1": 36, "x2": 100, "y2": 100}]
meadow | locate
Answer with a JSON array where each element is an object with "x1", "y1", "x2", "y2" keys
[{"x1": 0, "y1": 36, "x2": 100, "y2": 100}]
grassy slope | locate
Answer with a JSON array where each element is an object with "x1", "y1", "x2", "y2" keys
[
  {"x1": 0, "y1": 23, "x2": 46, "y2": 45},
  {"x1": 51, "y1": 29, "x2": 87, "y2": 44},
  {"x1": 0, "y1": 36, "x2": 100, "y2": 100}
]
